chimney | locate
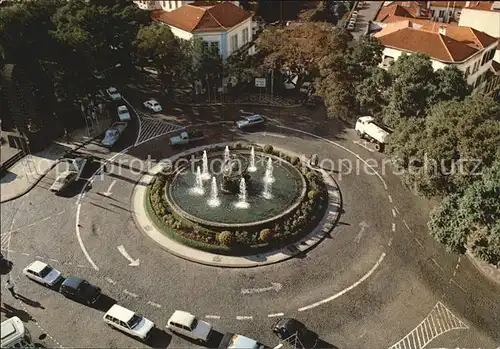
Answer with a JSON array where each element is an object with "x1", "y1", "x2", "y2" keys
[
  {"x1": 427, "y1": 1, "x2": 431, "y2": 9},
  {"x1": 465, "y1": 1, "x2": 470, "y2": 7},
  {"x1": 416, "y1": 7, "x2": 421, "y2": 16},
  {"x1": 438, "y1": 25, "x2": 447, "y2": 35}
]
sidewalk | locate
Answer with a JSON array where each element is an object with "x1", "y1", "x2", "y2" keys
[
  {"x1": 0, "y1": 118, "x2": 111, "y2": 203},
  {"x1": 467, "y1": 251, "x2": 500, "y2": 287}
]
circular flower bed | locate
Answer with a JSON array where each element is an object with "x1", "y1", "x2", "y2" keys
[{"x1": 146, "y1": 143, "x2": 328, "y2": 255}]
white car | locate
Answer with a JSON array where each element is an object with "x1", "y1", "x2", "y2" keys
[
  {"x1": 50, "y1": 170, "x2": 78, "y2": 193},
  {"x1": 143, "y1": 99, "x2": 162, "y2": 112},
  {"x1": 104, "y1": 304, "x2": 155, "y2": 341},
  {"x1": 219, "y1": 333, "x2": 264, "y2": 349},
  {"x1": 347, "y1": 22, "x2": 355, "y2": 31},
  {"x1": 236, "y1": 114, "x2": 265, "y2": 129},
  {"x1": 106, "y1": 87, "x2": 121, "y2": 101},
  {"x1": 117, "y1": 105, "x2": 131, "y2": 121},
  {"x1": 23, "y1": 261, "x2": 62, "y2": 287},
  {"x1": 166, "y1": 311, "x2": 212, "y2": 342}
]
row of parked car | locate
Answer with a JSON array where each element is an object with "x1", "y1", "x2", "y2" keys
[{"x1": 21, "y1": 259, "x2": 317, "y2": 347}]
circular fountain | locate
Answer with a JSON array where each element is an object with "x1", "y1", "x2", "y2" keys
[{"x1": 165, "y1": 145, "x2": 307, "y2": 228}]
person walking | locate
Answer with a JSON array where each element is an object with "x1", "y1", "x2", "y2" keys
[{"x1": 6, "y1": 280, "x2": 17, "y2": 298}]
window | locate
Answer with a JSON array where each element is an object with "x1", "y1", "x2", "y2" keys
[
  {"x1": 439, "y1": 10, "x2": 445, "y2": 17},
  {"x1": 210, "y1": 41, "x2": 219, "y2": 52},
  {"x1": 449, "y1": 10, "x2": 452, "y2": 17},
  {"x1": 431, "y1": 9, "x2": 435, "y2": 17},
  {"x1": 242, "y1": 28, "x2": 249, "y2": 44},
  {"x1": 202, "y1": 41, "x2": 209, "y2": 50},
  {"x1": 230, "y1": 34, "x2": 238, "y2": 52},
  {"x1": 472, "y1": 61, "x2": 479, "y2": 73},
  {"x1": 465, "y1": 66, "x2": 470, "y2": 77}
]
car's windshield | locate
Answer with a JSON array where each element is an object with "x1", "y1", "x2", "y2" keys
[
  {"x1": 119, "y1": 109, "x2": 127, "y2": 114},
  {"x1": 39, "y1": 266, "x2": 52, "y2": 277},
  {"x1": 127, "y1": 315, "x2": 142, "y2": 328},
  {"x1": 191, "y1": 318, "x2": 198, "y2": 329}
]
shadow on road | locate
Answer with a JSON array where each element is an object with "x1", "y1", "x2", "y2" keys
[
  {"x1": 0, "y1": 303, "x2": 35, "y2": 322},
  {"x1": 92, "y1": 294, "x2": 117, "y2": 312},
  {"x1": 145, "y1": 327, "x2": 173, "y2": 348},
  {"x1": 14, "y1": 294, "x2": 45, "y2": 309}
]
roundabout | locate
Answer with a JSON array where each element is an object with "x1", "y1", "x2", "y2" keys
[{"x1": 2, "y1": 115, "x2": 500, "y2": 348}]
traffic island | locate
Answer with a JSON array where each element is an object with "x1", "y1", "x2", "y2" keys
[{"x1": 131, "y1": 142, "x2": 343, "y2": 267}]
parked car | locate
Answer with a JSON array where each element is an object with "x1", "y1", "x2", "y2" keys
[
  {"x1": 166, "y1": 311, "x2": 212, "y2": 342},
  {"x1": 22, "y1": 261, "x2": 62, "y2": 288},
  {"x1": 60, "y1": 276, "x2": 101, "y2": 305},
  {"x1": 50, "y1": 170, "x2": 78, "y2": 193},
  {"x1": 92, "y1": 71, "x2": 105, "y2": 80},
  {"x1": 347, "y1": 22, "x2": 355, "y2": 31},
  {"x1": 143, "y1": 99, "x2": 162, "y2": 112},
  {"x1": 236, "y1": 114, "x2": 265, "y2": 129},
  {"x1": 70, "y1": 156, "x2": 89, "y2": 178},
  {"x1": 355, "y1": 115, "x2": 392, "y2": 152},
  {"x1": 219, "y1": 333, "x2": 264, "y2": 349},
  {"x1": 104, "y1": 304, "x2": 155, "y2": 341},
  {"x1": 272, "y1": 318, "x2": 318, "y2": 347},
  {"x1": 117, "y1": 105, "x2": 131, "y2": 121},
  {"x1": 300, "y1": 81, "x2": 312, "y2": 94},
  {"x1": 102, "y1": 122, "x2": 128, "y2": 147},
  {"x1": 106, "y1": 87, "x2": 122, "y2": 101}
]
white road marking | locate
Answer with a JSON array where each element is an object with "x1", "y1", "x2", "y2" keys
[
  {"x1": 147, "y1": 301, "x2": 162, "y2": 308},
  {"x1": 450, "y1": 279, "x2": 467, "y2": 293},
  {"x1": 394, "y1": 207, "x2": 400, "y2": 215},
  {"x1": 388, "y1": 238, "x2": 393, "y2": 246},
  {"x1": 22, "y1": 252, "x2": 30, "y2": 256},
  {"x1": 392, "y1": 223, "x2": 396, "y2": 232},
  {"x1": 105, "y1": 277, "x2": 117, "y2": 285},
  {"x1": 75, "y1": 203, "x2": 100, "y2": 271},
  {"x1": 298, "y1": 253, "x2": 386, "y2": 311},
  {"x1": 268, "y1": 313, "x2": 285, "y2": 318},
  {"x1": 236, "y1": 316, "x2": 253, "y2": 320},
  {"x1": 35, "y1": 255, "x2": 43, "y2": 259},
  {"x1": 102, "y1": 179, "x2": 116, "y2": 196},
  {"x1": 402, "y1": 219, "x2": 412, "y2": 233},
  {"x1": 392, "y1": 208, "x2": 397, "y2": 217},
  {"x1": 273, "y1": 344, "x2": 283, "y2": 349},
  {"x1": 413, "y1": 237, "x2": 424, "y2": 248},
  {"x1": 277, "y1": 125, "x2": 388, "y2": 189},
  {"x1": 77, "y1": 264, "x2": 86, "y2": 268},
  {"x1": 352, "y1": 140, "x2": 375, "y2": 152},
  {"x1": 205, "y1": 315, "x2": 221, "y2": 319},
  {"x1": 388, "y1": 195, "x2": 393, "y2": 203},
  {"x1": 241, "y1": 282, "x2": 282, "y2": 294},
  {"x1": 117, "y1": 245, "x2": 140, "y2": 266},
  {"x1": 123, "y1": 289, "x2": 138, "y2": 298},
  {"x1": 388, "y1": 302, "x2": 468, "y2": 349},
  {"x1": 50, "y1": 258, "x2": 59, "y2": 263},
  {"x1": 431, "y1": 258, "x2": 443, "y2": 272}
]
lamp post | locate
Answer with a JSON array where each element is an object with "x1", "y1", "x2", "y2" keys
[{"x1": 99, "y1": 63, "x2": 121, "y2": 74}]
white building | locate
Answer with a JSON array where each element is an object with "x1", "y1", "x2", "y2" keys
[
  {"x1": 373, "y1": 20, "x2": 500, "y2": 96},
  {"x1": 134, "y1": 1, "x2": 240, "y2": 12},
  {"x1": 458, "y1": 1, "x2": 500, "y2": 61},
  {"x1": 153, "y1": 2, "x2": 253, "y2": 60}
]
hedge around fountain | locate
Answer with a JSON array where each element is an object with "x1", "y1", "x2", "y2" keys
[{"x1": 145, "y1": 143, "x2": 328, "y2": 255}]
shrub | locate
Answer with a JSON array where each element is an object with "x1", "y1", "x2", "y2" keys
[
  {"x1": 263, "y1": 144, "x2": 274, "y2": 153},
  {"x1": 259, "y1": 228, "x2": 274, "y2": 242},
  {"x1": 217, "y1": 231, "x2": 234, "y2": 246},
  {"x1": 234, "y1": 142, "x2": 242, "y2": 149},
  {"x1": 308, "y1": 189, "x2": 318, "y2": 200}
]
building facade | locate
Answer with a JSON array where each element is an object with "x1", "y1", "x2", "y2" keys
[
  {"x1": 134, "y1": 0, "x2": 241, "y2": 11},
  {"x1": 153, "y1": 2, "x2": 253, "y2": 60}
]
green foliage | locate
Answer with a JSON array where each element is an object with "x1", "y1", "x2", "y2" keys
[
  {"x1": 217, "y1": 231, "x2": 234, "y2": 246},
  {"x1": 308, "y1": 189, "x2": 318, "y2": 200},
  {"x1": 389, "y1": 95, "x2": 500, "y2": 197},
  {"x1": 259, "y1": 229, "x2": 274, "y2": 242},
  {"x1": 135, "y1": 22, "x2": 187, "y2": 91},
  {"x1": 429, "y1": 162, "x2": 500, "y2": 264}
]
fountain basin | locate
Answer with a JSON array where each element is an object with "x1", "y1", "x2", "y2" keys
[{"x1": 165, "y1": 150, "x2": 307, "y2": 229}]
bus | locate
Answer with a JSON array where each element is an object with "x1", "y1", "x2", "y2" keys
[{"x1": 1, "y1": 317, "x2": 32, "y2": 348}]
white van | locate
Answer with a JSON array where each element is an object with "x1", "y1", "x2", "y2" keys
[
  {"x1": 103, "y1": 304, "x2": 155, "y2": 341},
  {"x1": 1, "y1": 316, "x2": 32, "y2": 348}
]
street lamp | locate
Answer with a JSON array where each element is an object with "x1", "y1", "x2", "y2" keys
[{"x1": 100, "y1": 63, "x2": 121, "y2": 74}]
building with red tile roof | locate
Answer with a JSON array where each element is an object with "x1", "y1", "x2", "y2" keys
[{"x1": 151, "y1": 1, "x2": 253, "y2": 59}]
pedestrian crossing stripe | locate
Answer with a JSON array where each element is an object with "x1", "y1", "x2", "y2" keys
[
  {"x1": 388, "y1": 302, "x2": 468, "y2": 349},
  {"x1": 135, "y1": 113, "x2": 184, "y2": 146}
]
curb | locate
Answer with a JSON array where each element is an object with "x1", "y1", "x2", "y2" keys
[
  {"x1": 131, "y1": 143, "x2": 342, "y2": 267},
  {"x1": 466, "y1": 250, "x2": 500, "y2": 287},
  {"x1": 0, "y1": 133, "x2": 103, "y2": 204}
]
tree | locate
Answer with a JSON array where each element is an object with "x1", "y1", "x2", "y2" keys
[
  {"x1": 389, "y1": 95, "x2": 500, "y2": 197},
  {"x1": 256, "y1": 23, "x2": 350, "y2": 72},
  {"x1": 255, "y1": 0, "x2": 304, "y2": 23},
  {"x1": 428, "y1": 161, "x2": 500, "y2": 265},
  {"x1": 355, "y1": 67, "x2": 391, "y2": 116},
  {"x1": 383, "y1": 53, "x2": 437, "y2": 126},
  {"x1": 434, "y1": 65, "x2": 471, "y2": 102},
  {"x1": 134, "y1": 23, "x2": 186, "y2": 94}
]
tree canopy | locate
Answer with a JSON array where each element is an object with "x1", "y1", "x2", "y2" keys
[
  {"x1": 428, "y1": 161, "x2": 500, "y2": 265},
  {"x1": 389, "y1": 95, "x2": 500, "y2": 197}
]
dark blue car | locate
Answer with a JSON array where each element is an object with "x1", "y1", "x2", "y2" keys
[{"x1": 60, "y1": 276, "x2": 101, "y2": 305}]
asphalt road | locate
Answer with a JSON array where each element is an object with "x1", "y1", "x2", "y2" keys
[{"x1": 1, "y1": 90, "x2": 499, "y2": 349}]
